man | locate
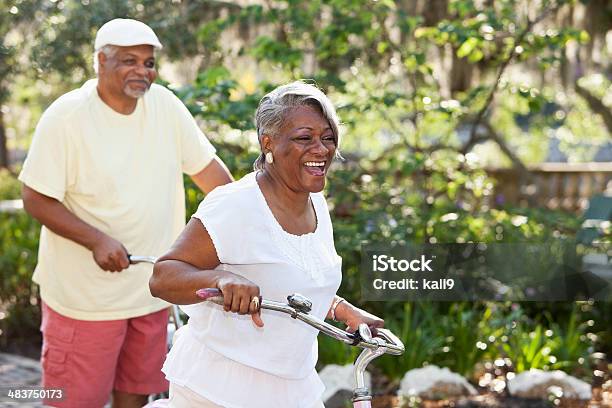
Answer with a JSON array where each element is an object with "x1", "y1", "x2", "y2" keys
[{"x1": 19, "y1": 18, "x2": 233, "y2": 408}]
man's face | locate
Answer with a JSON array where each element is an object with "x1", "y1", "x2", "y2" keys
[{"x1": 98, "y1": 44, "x2": 157, "y2": 98}]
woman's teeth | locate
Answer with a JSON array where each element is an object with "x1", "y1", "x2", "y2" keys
[{"x1": 305, "y1": 161, "x2": 325, "y2": 167}]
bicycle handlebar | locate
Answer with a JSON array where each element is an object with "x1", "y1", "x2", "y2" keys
[
  {"x1": 128, "y1": 255, "x2": 404, "y2": 356},
  {"x1": 196, "y1": 288, "x2": 404, "y2": 356},
  {"x1": 132, "y1": 255, "x2": 403, "y2": 405},
  {"x1": 129, "y1": 255, "x2": 157, "y2": 264},
  {"x1": 129, "y1": 255, "x2": 183, "y2": 329}
]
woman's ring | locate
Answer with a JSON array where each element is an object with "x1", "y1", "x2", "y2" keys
[{"x1": 251, "y1": 296, "x2": 260, "y2": 309}]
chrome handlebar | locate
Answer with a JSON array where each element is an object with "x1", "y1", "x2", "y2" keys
[
  {"x1": 196, "y1": 288, "x2": 404, "y2": 356},
  {"x1": 131, "y1": 255, "x2": 404, "y2": 403},
  {"x1": 128, "y1": 255, "x2": 183, "y2": 329},
  {"x1": 128, "y1": 255, "x2": 404, "y2": 356},
  {"x1": 128, "y1": 255, "x2": 157, "y2": 264}
]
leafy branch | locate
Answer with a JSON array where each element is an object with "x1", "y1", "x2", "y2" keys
[{"x1": 462, "y1": 0, "x2": 569, "y2": 168}]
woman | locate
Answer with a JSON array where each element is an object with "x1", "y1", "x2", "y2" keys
[{"x1": 150, "y1": 81, "x2": 383, "y2": 408}]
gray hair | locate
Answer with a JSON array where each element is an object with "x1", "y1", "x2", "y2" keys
[
  {"x1": 92, "y1": 45, "x2": 119, "y2": 74},
  {"x1": 253, "y1": 81, "x2": 341, "y2": 171}
]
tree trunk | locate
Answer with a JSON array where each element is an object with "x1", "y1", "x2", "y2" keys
[
  {"x1": 575, "y1": 81, "x2": 612, "y2": 136},
  {"x1": 0, "y1": 110, "x2": 8, "y2": 169},
  {"x1": 450, "y1": 51, "x2": 475, "y2": 93},
  {"x1": 420, "y1": 0, "x2": 448, "y2": 26}
]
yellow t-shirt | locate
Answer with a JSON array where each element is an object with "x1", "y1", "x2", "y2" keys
[{"x1": 18, "y1": 79, "x2": 216, "y2": 320}]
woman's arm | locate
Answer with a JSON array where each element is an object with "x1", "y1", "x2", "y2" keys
[
  {"x1": 326, "y1": 296, "x2": 384, "y2": 333},
  {"x1": 150, "y1": 218, "x2": 263, "y2": 326}
]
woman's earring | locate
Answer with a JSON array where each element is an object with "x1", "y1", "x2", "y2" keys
[{"x1": 265, "y1": 151, "x2": 274, "y2": 164}]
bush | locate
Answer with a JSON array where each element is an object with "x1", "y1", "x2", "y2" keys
[
  {"x1": 366, "y1": 301, "x2": 595, "y2": 382},
  {"x1": 0, "y1": 169, "x2": 40, "y2": 351},
  {"x1": 0, "y1": 168, "x2": 21, "y2": 199},
  {"x1": 0, "y1": 145, "x2": 601, "y2": 382},
  {"x1": 0, "y1": 76, "x2": 602, "y2": 384}
]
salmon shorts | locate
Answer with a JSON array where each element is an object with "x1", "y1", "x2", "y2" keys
[{"x1": 40, "y1": 301, "x2": 169, "y2": 408}]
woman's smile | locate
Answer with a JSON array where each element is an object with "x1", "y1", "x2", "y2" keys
[{"x1": 303, "y1": 161, "x2": 326, "y2": 177}]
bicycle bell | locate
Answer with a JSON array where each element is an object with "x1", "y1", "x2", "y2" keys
[{"x1": 287, "y1": 293, "x2": 312, "y2": 313}]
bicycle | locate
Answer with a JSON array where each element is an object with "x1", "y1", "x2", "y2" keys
[{"x1": 132, "y1": 256, "x2": 405, "y2": 408}]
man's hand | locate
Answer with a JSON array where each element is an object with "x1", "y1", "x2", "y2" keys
[
  {"x1": 92, "y1": 233, "x2": 130, "y2": 272},
  {"x1": 22, "y1": 185, "x2": 130, "y2": 272}
]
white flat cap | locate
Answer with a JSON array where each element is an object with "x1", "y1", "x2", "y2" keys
[{"x1": 94, "y1": 18, "x2": 162, "y2": 50}]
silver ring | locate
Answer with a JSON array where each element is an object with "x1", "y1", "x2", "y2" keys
[{"x1": 251, "y1": 296, "x2": 260, "y2": 309}]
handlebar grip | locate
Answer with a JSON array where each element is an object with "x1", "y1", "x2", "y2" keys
[{"x1": 196, "y1": 288, "x2": 223, "y2": 300}]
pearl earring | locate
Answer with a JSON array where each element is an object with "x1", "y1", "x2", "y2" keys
[{"x1": 265, "y1": 151, "x2": 274, "y2": 164}]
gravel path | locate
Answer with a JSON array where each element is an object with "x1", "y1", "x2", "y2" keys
[{"x1": 0, "y1": 352, "x2": 43, "y2": 407}]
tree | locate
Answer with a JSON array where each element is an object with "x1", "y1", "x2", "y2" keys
[
  {"x1": 0, "y1": 0, "x2": 48, "y2": 170},
  {"x1": 188, "y1": 0, "x2": 603, "y2": 170},
  {"x1": 1, "y1": 0, "x2": 241, "y2": 170}
]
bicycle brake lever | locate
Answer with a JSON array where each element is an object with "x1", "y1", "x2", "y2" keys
[
  {"x1": 348, "y1": 323, "x2": 372, "y2": 346},
  {"x1": 358, "y1": 323, "x2": 372, "y2": 342},
  {"x1": 375, "y1": 328, "x2": 405, "y2": 354}
]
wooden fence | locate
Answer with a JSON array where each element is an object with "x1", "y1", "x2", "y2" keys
[{"x1": 487, "y1": 163, "x2": 612, "y2": 213}]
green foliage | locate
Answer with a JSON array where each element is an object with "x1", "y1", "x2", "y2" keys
[
  {"x1": 317, "y1": 324, "x2": 359, "y2": 368},
  {"x1": 376, "y1": 303, "x2": 445, "y2": 379},
  {"x1": 194, "y1": 0, "x2": 599, "y2": 167},
  {"x1": 373, "y1": 302, "x2": 593, "y2": 381},
  {"x1": 0, "y1": 210, "x2": 40, "y2": 346},
  {"x1": 0, "y1": 169, "x2": 21, "y2": 199},
  {"x1": 0, "y1": 170, "x2": 39, "y2": 344},
  {"x1": 503, "y1": 322, "x2": 556, "y2": 372},
  {"x1": 500, "y1": 304, "x2": 593, "y2": 375},
  {"x1": 22, "y1": 0, "x2": 241, "y2": 80},
  {"x1": 434, "y1": 303, "x2": 503, "y2": 376},
  {"x1": 250, "y1": 36, "x2": 302, "y2": 70},
  {"x1": 174, "y1": 67, "x2": 262, "y2": 132},
  {"x1": 2, "y1": 0, "x2": 609, "y2": 388},
  {"x1": 0, "y1": 0, "x2": 42, "y2": 102}
]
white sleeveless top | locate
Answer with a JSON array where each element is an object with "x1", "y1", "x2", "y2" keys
[{"x1": 162, "y1": 172, "x2": 342, "y2": 407}]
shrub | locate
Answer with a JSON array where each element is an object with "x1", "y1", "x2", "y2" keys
[{"x1": 0, "y1": 211, "x2": 40, "y2": 347}]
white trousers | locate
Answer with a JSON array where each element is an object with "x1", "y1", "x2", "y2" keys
[{"x1": 168, "y1": 383, "x2": 325, "y2": 408}]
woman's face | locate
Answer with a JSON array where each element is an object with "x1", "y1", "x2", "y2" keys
[{"x1": 266, "y1": 105, "x2": 336, "y2": 193}]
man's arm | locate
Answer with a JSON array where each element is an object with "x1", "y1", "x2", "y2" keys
[
  {"x1": 189, "y1": 156, "x2": 233, "y2": 194},
  {"x1": 21, "y1": 185, "x2": 129, "y2": 272}
]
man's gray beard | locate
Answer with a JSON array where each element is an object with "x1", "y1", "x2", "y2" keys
[{"x1": 124, "y1": 85, "x2": 149, "y2": 98}]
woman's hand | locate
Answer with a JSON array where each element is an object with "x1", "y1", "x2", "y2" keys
[
  {"x1": 334, "y1": 301, "x2": 384, "y2": 334},
  {"x1": 216, "y1": 274, "x2": 264, "y2": 327}
]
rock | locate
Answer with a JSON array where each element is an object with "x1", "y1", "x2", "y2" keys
[
  {"x1": 319, "y1": 364, "x2": 371, "y2": 408},
  {"x1": 507, "y1": 369, "x2": 592, "y2": 400},
  {"x1": 602, "y1": 380, "x2": 612, "y2": 406},
  {"x1": 397, "y1": 365, "x2": 477, "y2": 400}
]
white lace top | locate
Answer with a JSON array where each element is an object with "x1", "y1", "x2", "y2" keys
[{"x1": 162, "y1": 172, "x2": 342, "y2": 407}]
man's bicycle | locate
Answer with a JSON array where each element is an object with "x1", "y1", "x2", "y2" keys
[{"x1": 132, "y1": 256, "x2": 405, "y2": 408}]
